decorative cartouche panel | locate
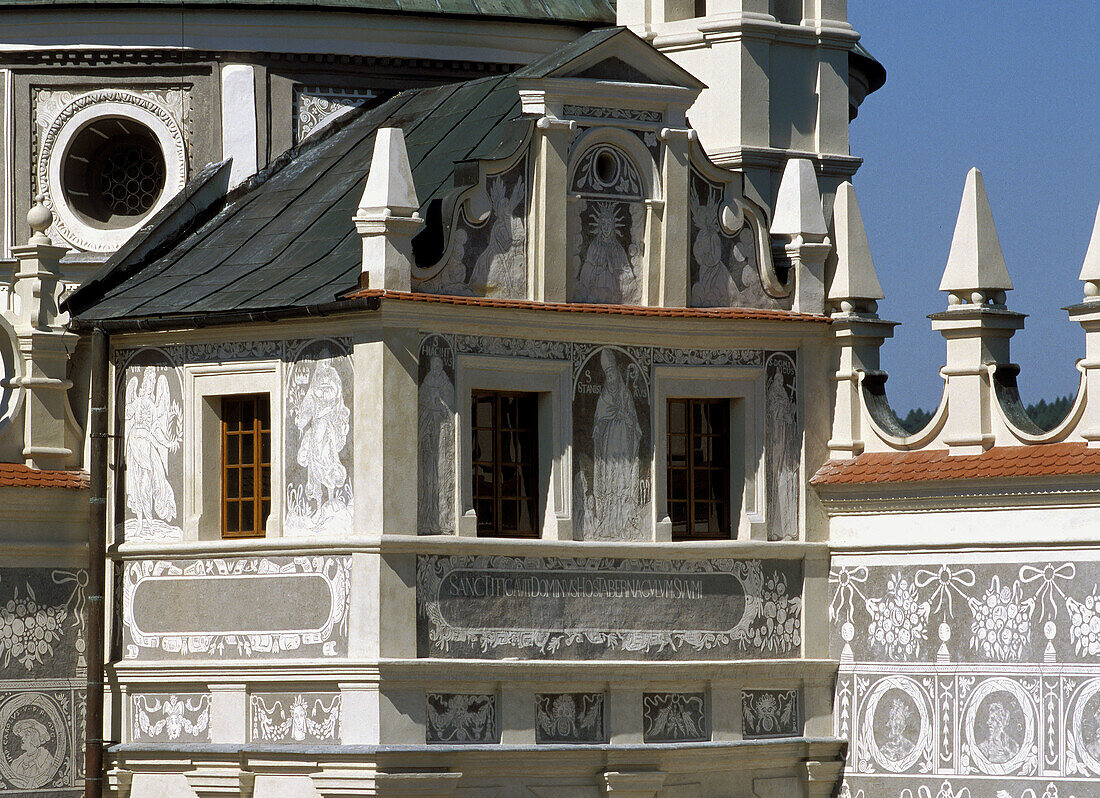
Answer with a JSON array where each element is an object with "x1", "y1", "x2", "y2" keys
[
  {"x1": 426, "y1": 693, "x2": 497, "y2": 744},
  {"x1": 688, "y1": 169, "x2": 791, "y2": 311},
  {"x1": 0, "y1": 566, "x2": 87, "y2": 795},
  {"x1": 416, "y1": 555, "x2": 801, "y2": 660},
  {"x1": 415, "y1": 333, "x2": 803, "y2": 542},
  {"x1": 765, "y1": 352, "x2": 799, "y2": 542},
  {"x1": 417, "y1": 155, "x2": 528, "y2": 299},
  {"x1": 832, "y1": 551, "x2": 1100, "y2": 798},
  {"x1": 284, "y1": 338, "x2": 354, "y2": 537},
  {"x1": 741, "y1": 689, "x2": 800, "y2": 739},
  {"x1": 250, "y1": 692, "x2": 341, "y2": 744},
  {"x1": 535, "y1": 693, "x2": 605, "y2": 744},
  {"x1": 120, "y1": 555, "x2": 351, "y2": 660},
  {"x1": 418, "y1": 335, "x2": 456, "y2": 535},
  {"x1": 130, "y1": 693, "x2": 210, "y2": 743},
  {"x1": 568, "y1": 143, "x2": 646, "y2": 305},
  {"x1": 117, "y1": 348, "x2": 185, "y2": 544},
  {"x1": 642, "y1": 692, "x2": 708, "y2": 743}
]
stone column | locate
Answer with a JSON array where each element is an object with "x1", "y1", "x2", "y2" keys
[{"x1": 771, "y1": 158, "x2": 830, "y2": 315}]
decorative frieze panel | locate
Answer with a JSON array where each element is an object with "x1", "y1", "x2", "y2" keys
[
  {"x1": 121, "y1": 555, "x2": 351, "y2": 660},
  {"x1": 130, "y1": 694, "x2": 210, "y2": 743},
  {"x1": 294, "y1": 87, "x2": 377, "y2": 143},
  {"x1": 250, "y1": 692, "x2": 340, "y2": 744},
  {"x1": 535, "y1": 693, "x2": 605, "y2": 744},
  {"x1": 642, "y1": 692, "x2": 708, "y2": 743},
  {"x1": 426, "y1": 693, "x2": 497, "y2": 744},
  {"x1": 742, "y1": 689, "x2": 800, "y2": 739},
  {"x1": 833, "y1": 551, "x2": 1100, "y2": 798},
  {"x1": 417, "y1": 155, "x2": 528, "y2": 299},
  {"x1": 416, "y1": 554, "x2": 801, "y2": 660}
]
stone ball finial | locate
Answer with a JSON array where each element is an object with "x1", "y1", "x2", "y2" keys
[{"x1": 27, "y1": 194, "x2": 53, "y2": 243}]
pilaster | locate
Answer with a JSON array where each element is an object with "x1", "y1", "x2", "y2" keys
[{"x1": 530, "y1": 116, "x2": 575, "y2": 302}]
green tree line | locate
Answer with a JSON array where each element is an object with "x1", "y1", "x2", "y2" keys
[{"x1": 900, "y1": 396, "x2": 1074, "y2": 435}]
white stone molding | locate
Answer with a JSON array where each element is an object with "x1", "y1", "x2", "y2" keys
[
  {"x1": 35, "y1": 88, "x2": 188, "y2": 252},
  {"x1": 221, "y1": 64, "x2": 258, "y2": 189}
]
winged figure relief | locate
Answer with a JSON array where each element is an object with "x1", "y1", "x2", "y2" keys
[{"x1": 124, "y1": 369, "x2": 183, "y2": 539}]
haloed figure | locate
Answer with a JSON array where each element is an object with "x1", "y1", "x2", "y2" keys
[
  {"x1": 296, "y1": 359, "x2": 350, "y2": 516},
  {"x1": 592, "y1": 349, "x2": 641, "y2": 538}
]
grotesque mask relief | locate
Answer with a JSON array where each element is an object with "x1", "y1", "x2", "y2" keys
[
  {"x1": 417, "y1": 156, "x2": 528, "y2": 299},
  {"x1": 118, "y1": 348, "x2": 184, "y2": 543},
  {"x1": 765, "y1": 352, "x2": 799, "y2": 541},
  {"x1": 569, "y1": 144, "x2": 646, "y2": 305},
  {"x1": 572, "y1": 346, "x2": 652, "y2": 541},
  {"x1": 284, "y1": 339, "x2": 354, "y2": 537},
  {"x1": 689, "y1": 170, "x2": 789, "y2": 310},
  {"x1": 417, "y1": 335, "x2": 456, "y2": 535}
]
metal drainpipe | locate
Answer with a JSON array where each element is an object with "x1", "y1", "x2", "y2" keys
[{"x1": 85, "y1": 328, "x2": 108, "y2": 798}]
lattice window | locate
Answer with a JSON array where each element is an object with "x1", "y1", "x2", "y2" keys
[
  {"x1": 221, "y1": 394, "x2": 271, "y2": 538},
  {"x1": 471, "y1": 390, "x2": 540, "y2": 538},
  {"x1": 667, "y1": 398, "x2": 731, "y2": 540}
]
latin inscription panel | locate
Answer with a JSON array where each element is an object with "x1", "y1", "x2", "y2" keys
[{"x1": 416, "y1": 555, "x2": 802, "y2": 660}]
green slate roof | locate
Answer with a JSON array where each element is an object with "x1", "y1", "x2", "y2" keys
[{"x1": 0, "y1": 0, "x2": 615, "y2": 25}]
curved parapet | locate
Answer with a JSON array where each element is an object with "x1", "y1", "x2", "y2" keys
[{"x1": 859, "y1": 369, "x2": 948, "y2": 451}]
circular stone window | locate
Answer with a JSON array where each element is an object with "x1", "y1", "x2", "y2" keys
[
  {"x1": 61, "y1": 118, "x2": 167, "y2": 227},
  {"x1": 38, "y1": 90, "x2": 187, "y2": 252}
]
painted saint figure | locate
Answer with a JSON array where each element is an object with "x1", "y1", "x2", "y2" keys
[
  {"x1": 689, "y1": 186, "x2": 735, "y2": 307},
  {"x1": 418, "y1": 354, "x2": 456, "y2": 534},
  {"x1": 9, "y1": 717, "x2": 55, "y2": 789},
  {"x1": 295, "y1": 359, "x2": 350, "y2": 518},
  {"x1": 879, "y1": 698, "x2": 915, "y2": 761},
  {"x1": 765, "y1": 355, "x2": 798, "y2": 539},
  {"x1": 591, "y1": 349, "x2": 641, "y2": 539},
  {"x1": 978, "y1": 701, "x2": 1018, "y2": 764},
  {"x1": 467, "y1": 178, "x2": 525, "y2": 298},
  {"x1": 576, "y1": 202, "x2": 635, "y2": 304},
  {"x1": 124, "y1": 368, "x2": 183, "y2": 540}
]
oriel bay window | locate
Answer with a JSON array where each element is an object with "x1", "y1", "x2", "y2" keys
[
  {"x1": 667, "y1": 397, "x2": 731, "y2": 540},
  {"x1": 221, "y1": 394, "x2": 271, "y2": 538},
  {"x1": 472, "y1": 390, "x2": 540, "y2": 538}
]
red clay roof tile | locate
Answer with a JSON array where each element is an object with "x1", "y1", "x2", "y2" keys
[
  {"x1": 0, "y1": 463, "x2": 89, "y2": 490},
  {"x1": 811, "y1": 442, "x2": 1100, "y2": 486}
]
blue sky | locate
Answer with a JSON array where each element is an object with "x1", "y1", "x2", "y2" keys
[{"x1": 846, "y1": 3, "x2": 1100, "y2": 412}]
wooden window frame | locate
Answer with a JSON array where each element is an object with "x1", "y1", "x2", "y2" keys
[
  {"x1": 666, "y1": 397, "x2": 731, "y2": 541},
  {"x1": 221, "y1": 393, "x2": 271, "y2": 538},
  {"x1": 471, "y1": 389, "x2": 540, "y2": 539}
]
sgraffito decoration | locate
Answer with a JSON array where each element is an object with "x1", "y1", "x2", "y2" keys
[
  {"x1": 425, "y1": 693, "x2": 497, "y2": 744},
  {"x1": 569, "y1": 144, "x2": 646, "y2": 305},
  {"x1": 418, "y1": 156, "x2": 528, "y2": 299},
  {"x1": 742, "y1": 689, "x2": 800, "y2": 739},
  {"x1": 416, "y1": 554, "x2": 801, "y2": 660},
  {"x1": 765, "y1": 351, "x2": 799, "y2": 541},
  {"x1": 130, "y1": 694, "x2": 210, "y2": 743},
  {"x1": 572, "y1": 346, "x2": 652, "y2": 541},
  {"x1": 294, "y1": 86, "x2": 377, "y2": 143},
  {"x1": 642, "y1": 692, "x2": 708, "y2": 743},
  {"x1": 284, "y1": 339, "x2": 354, "y2": 537},
  {"x1": 0, "y1": 567, "x2": 87, "y2": 796},
  {"x1": 250, "y1": 693, "x2": 340, "y2": 744},
  {"x1": 117, "y1": 348, "x2": 184, "y2": 543},
  {"x1": 689, "y1": 170, "x2": 789, "y2": 311},
  {"x1": 535, "y1": 693, "x2": 604, "y2": 744},
  {"x1": 832, "y1": 551, "x2": 1100, "y2": 798},
  {"x1": 121, "y1": 555, "x2": 351, "y2": 660},
  {"x1": 417, "y1": 335, "x2": 456, "y2": 535}
]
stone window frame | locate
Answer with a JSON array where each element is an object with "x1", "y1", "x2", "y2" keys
[
  {"x1": 651, "y1": 365, "x2": 766, "y2": 541},
  {"x1": 455, "y1": 354, "x2": 572, "y2": 540},
  {"x1": 189, "y1": 362, "x2": 283, "y2": 542}
]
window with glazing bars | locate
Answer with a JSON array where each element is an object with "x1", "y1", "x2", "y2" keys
[
  {"x1": 221, "y1": 394, "x2": 271, "y2": 538},
  {"x1": 667, "y1": 398, "x2": 731, "y2": 540},
  {"x1": 471, "y1": 390, "x2": 540, "y2": 538}
]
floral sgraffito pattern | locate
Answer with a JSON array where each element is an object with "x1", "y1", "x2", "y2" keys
[
  {"x1": 251, "y1": 694, "x2": 340, "y2": 744},
  {"x1": 642, "y1": 692, "x2": 708, "y2": 743},
  {"x1": 751, "y1": 570, "x2": 801, "y2": 653},
  {"x1": 132, "y1": 694, "x2": 210, "y2": 742},
  {"x1": 0, "y1": 570, "x2": 86, "y2": 673},
  {"x1": 969, "y1": 576, "x2": 1035, "y2": 662},
  {"x1": 866, "y1": 573, "x2": 932, "y2": 661}
]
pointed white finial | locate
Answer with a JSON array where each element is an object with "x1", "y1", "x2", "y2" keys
[
  {"x1": 1078, "y1": 200, "x2": 1100, "y2": 299},
  {"x1": 771, "y1": 158, "x2": 828, "y2": 240},
  {"x1": 828, "y1": 181, "x2": 884, "y2": 312},
  {"x1": 27, "y1": 194, "x2": 53, "y2": 245},
  {"x1": 358, "y1": 128, "x2": 419, "y2": 217},
  {"x1": 939, "y1": 168, "x2": 1012, "y2": 305}
]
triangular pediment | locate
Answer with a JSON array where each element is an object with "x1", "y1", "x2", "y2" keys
[{"x1": 515, "y1": 27, "x2": 706, "y2": 90}]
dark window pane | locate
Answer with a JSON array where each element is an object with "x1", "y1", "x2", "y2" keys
[
  {"x1": 473, "y1": 395, "x2": 494, "y2": 428},
  {"x1": 669, "y1": 398, "x2": 731, "y2": 540},
  {"x1": 473, "y1": 429, "x2": 493, "y2": 463},
  {"x1": 241, "y1": 501, "x2": 254, "y2": 531},
  {"x1": 242, "y1": 466, "x2": 255, "y2": 496},
  {"x1": 241, "y1": 434, "x2": 254, "y2": 464},
  {"x1": 668, "y1": 400, "x2": 686, "y2": 433},
  {"x1": 471, "y1": 390, "x2": 539, "y2": 538},
  {"x1": 261, "y1": 431, "x2": 270, "y2": 462}
]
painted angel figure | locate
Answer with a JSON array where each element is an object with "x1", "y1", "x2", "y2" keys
[
  {"x1": 124, "y1": 368, "x2": 183, "y2": 539},
  {"x1": 689, "y1": 185, "x2": 736, "y2": 307},
  {"x1": 467, "y1": 177, "x2": 525, "y2": 297},
  {"x1": 295, "y1": 359, "x2": 350, "y2": 518},
  {"x1": 592, "y1": 350, "x2": 641, "y2": 539}
]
